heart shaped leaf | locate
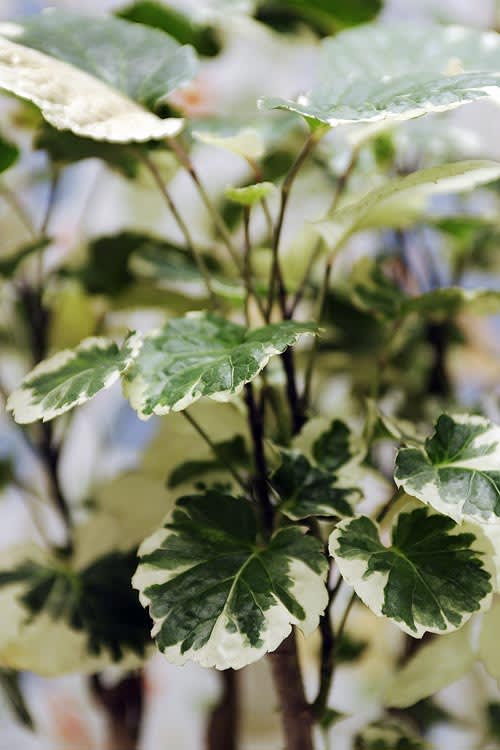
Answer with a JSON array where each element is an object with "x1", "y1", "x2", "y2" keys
[{"x1": 133, "y1": 490, "x2": 328, "y2": 669}]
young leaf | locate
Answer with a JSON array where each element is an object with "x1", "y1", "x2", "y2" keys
[
  {"x1": 7, "y1": 333, "x2": 142, "y2": 424},
  {"x1": 256, "y1": 0, "x2": 382, "y2": 35},
  {"x1": 0, "y1": 552, "x2": 151, "y2": 661},
  {"x1": 133, "y1": 490, "x2": 328, "y2": 669},
  {"x1": 224, "y1": 182, "x2": 275, "y2": 206},
  {"x1": 312, "y1": 418, "x2": 354, "y2": 472},
  {"x1": 193, "y1": 127, "x2": 265, "y2": 161},
  {"x1": 261, "y1": 24, "x2": 500, "y2": 127},
  {"x1": 395, "y1": 414, "x2": 500, "y2": 524},
  {"x1": 123, "y1": 313, "x2": 317, "y2": 419},
  {"x1": 4, "y1": 10, "x2": 197, "y2": 111},
  {"x1": 329, "y1": 506, "x2": 493, "y2": 637},
  {"x1": 271, "y1": 450, "x2": 357, "y2": 520},
  {"x1": 313, "y1": 161, "x2": 500, "y2": 251}
]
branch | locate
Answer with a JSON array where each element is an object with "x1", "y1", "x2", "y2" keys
[
  {"x1": 206, "y1": 670, "x2": 239, "y2": 750},
  {"x1": 244, "y1": 383, "x2": 274, "y2": 535}
]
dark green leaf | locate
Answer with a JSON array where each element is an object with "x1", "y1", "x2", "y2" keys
[
  {"x1": 0, "y1": 670, "x2": 34, "y2": 730},
  {"x1": 312, "y1": 419, "x2": 354, "y2": 472},
  {"x1": 133, "y1": 490, "x2": 328, "y2": 669},
  {"x1": 354, "y1": 719, "x2": 424, "y2": 750},
  {"x1": 256, "y1": 0, "x2": 381, "y2": 36},
  {"x1": 168, "y1": 435, "x2": 250, "y2": 488},
  {"x1": 0, "y1": 133, "x2": 19, "y2": 175}
]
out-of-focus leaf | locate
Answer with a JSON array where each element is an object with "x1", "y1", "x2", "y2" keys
[
  {"x1": 0, "y1": 669, "x2": 34, "y2": 729},
  {"x1": 256, "y1": 0, "x2": 381, "y2": 35},
  {"x1": 354, "y1": 719, "x2": 424, "y2": 750},
  {"x1": 0, "y1": 132, "x2": 19, "y2": 175},
  {"x1": 0, "y1": 239, "x2": 49, "y2": 278},
  {"x1": 224, "y1": 182, "x2": 275, "y2": 206},
  {"x1": 168, "y1": 435, "x2": 249, "y2": 488}
]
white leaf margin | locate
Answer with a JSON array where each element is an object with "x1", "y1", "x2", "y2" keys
[
  {"x1": 6, "y1": 333, "x2": 143, "y2": 424},
  {"x1": 0, "y1": 36, "x2": 184, "y2": 143},
  {"x1": 133, "y1": 524, "x2": 328, "y2": 670}
]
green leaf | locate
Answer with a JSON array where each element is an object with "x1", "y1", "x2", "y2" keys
[
  {"x1": 349, "y1": 258, "x2": 500, "y2": 320},
  {"x1": 116, "y1": 1, "x2": 220, "y2": 56},
  {"x1": 224, "y1": 182, "x2": 275, "y2": 206},
  {"x1": 193, "y1": 127, "x2": 266, "y2": 161},
  {"x1": 7, "y1": 333, "x2": 142, "y2": 424},
  {"x1": 261, "y1": 24, "x2": 500, "y2": 128},
  {"x1": 0, "y1": 132, "x2": 19, "y2": 175},
  {"x1": 354, "y1": 719, "x2": 424, "y2": 750},
  {"x1": 395, "y1": 414, "x2": 500, "y2": 524},
  {"x1": 168, "y1": 435, "x2": 250, "y2": 488},
  {"x1": 0, "y1": 239, "x2": 49, "y2": 278},
  {"x1": 0, "y1": 459, "x2": 14, "y2": 490},
  {"x1": 0, "y1": 552, "x2": 151, "y2": 662},
  {"x1": 0, "y1": 10, "x2": 195, "y2": 143},
  {"x1": 35, "y1": 123, "x2": 140, "y2": 178},
  {"x1": 133, "y1": 490, "x2": 328, "y2": 669},
  {"x1": 6, "y1": 10, "x2": 197, "y2": 111},
  {"x1": 329, "y1": 506, "x2": 493, "y2": 637},
  {"x1": 312, "y1": 418, "x2": 354, "y2": 472},
  {"x1": 0, "y1": 669, "x2": 34, "y2": 729},
  {"x1": 256, "y1": 0, "x2": 381, "y2": 35},
  {"x1": 271, "y1": 450, "x2": 357, "y2": 520},
  {"x1": 313, "y1": 161, "x2": 500, "y2": 251},
  {"x1": 123, "y1": 313, "x2": 317, "y2": 419}
]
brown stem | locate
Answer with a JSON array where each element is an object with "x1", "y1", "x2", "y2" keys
[
  {"x1": 91, "y1": 673, "x2": 144, "y2": 750},
  {"x1": 268, "y1": 632, "x2": 314, "y2": 750},
  {"x1": 206, "y1": 670, "x2": 239, "y2": 750}
]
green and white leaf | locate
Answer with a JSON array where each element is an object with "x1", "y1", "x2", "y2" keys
[
  {"x1": 261, "y1": 24, "x2": 500, "y2": 127},
  {"x1": 271, "y1": 450, "x2": 357, "y2": 520},
  {"x1": 314, "y1": 161, "x2": 500, "y2": 251},
  {"x1": 395, "y1": 414, "x2": 500, "y2": 524},
  {"x1": 133, "y1": 490, "x2": 328, "y2": 669},
  {"x1": 353, "y1": 719, "x2": 424, "y2": 750},
  {"x1": 0, "y1": 9, "x2": 198, "y2": 143},
  {"x1": 329, "y1": 505, "x2": 493, "y2": 637},
  {"x1": 385, "y1": 624, "x2": 475, "y2": 708},
  {"x1": 224, "y1": 182, "x2": 275, "y2": 206},
  {"x1": 7, "y1": 333, "x2": 142, "y2": 424},
  {"x1": 123, "y1": 313, "x2": 317, "y2": 419}
]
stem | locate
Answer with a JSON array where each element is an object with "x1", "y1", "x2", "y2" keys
[
  {"x1": 182, "y1": 410, "x2": 248, "y2": 493},
  {"x1": 40, "y1": 164, "x2": 60, "y2": 238},
  {"x1": 167, "y1": 137, "x2": 243, "y2": 272},
  {"x1": 242, "y1": 206, "x2": 266, "y2": 322},
  {"x1": 244, "y1": 383, "x2": 274, "y2": 535},
  {"x1": 206, "y1": 670, "x2": 239, "y2": 750},
  {"x1": 0, "y1": 185, "x2": 37, "y2": 239},
  {"x1": 266, "y1": 132, "x2": 320, "y2": 319},
  {"x1": 301, "y1": 255, "x2": 334, "y2": 412},
  {"x1": 268, "y1": 632, "x2": 314, "y2": 750},
  {"x1": 91, "y1": 673, "x2": 143, "y2": 750},
  {"x1": 140, "y1": 151, "x2": 218, "y2": 307}
]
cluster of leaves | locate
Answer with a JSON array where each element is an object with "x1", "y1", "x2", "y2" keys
[{"x1": 1, "y1": 4, "x2": 500, "y2": 748}]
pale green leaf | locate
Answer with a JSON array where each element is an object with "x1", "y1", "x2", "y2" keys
[
  {"x1": 261, "y1": 24, "x2": 500, "y2": 127},
  {"x1": 478, "y1": 597, "x2": 500, "y2": 681},
  {"x1": 133, "y1": 490, "x2": 328, "y2": 669},
  {"x1": 193, "y1": 127, "x2": 265, "y2": 160},
  {"x1": 353, "y1": 719, "x2": 424, "y2": 750},
  {"x1": 329, "y1": 506, "x2": 493, "y2": 637},
  {"x1": 395, "y1": 414, "x2": 500, "y2": 524},
  {"x1": 7, "y1": 333, "x2": 142, "y2": 424},
  {"x1": 122, "y1": 313, "x2": 317, "y2": 419},
  {"x1": 385, "y1": 624, "x2": 475, "y2": 708},
  {"x1": 224, "y1": 181, "x2": 275, "y2": 206},
  {"x1": 314, "y1": 161, "x2": 500, "y2": 251},
  {"x1": 3, "y1": 10, "x2": 197, "y2": 111}
]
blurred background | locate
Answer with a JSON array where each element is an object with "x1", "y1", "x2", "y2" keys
[{"x1": 1, "y1": 1, "x2": 500, "y2": 749}]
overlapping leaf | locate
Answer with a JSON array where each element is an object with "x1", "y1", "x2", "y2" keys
[
  {"x1": 0, "y1": 9, "x2": 197, "y2": 142},
  {"x1": 313, "y1": 161, "x2": 500, "y2": 251},
  {"x1": 329, "y1": 506, "x2": 493, "y2": 637},
  {"x1": 354, "y1": 719, "x2": 424, "y2": 750},
  {"x1": 0, "y1": 551, "x2": 151, "y2": 662},
  {"x1": 123, "y1": 313, "x2": 317, "y2": 419},
  {"x1": 7, "y1": 333, "x2": 142, "y2": 424},
  {"x1": 395, "y1": 414, "x2": 500, "y2": 524},
  {"x1": 261, "y1": 24, "x2": 500, "y2": 127},
  {"x1": 133, "y1": 490, "x2": 328, "y2": 669}
]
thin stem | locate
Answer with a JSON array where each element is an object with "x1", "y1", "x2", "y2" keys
[
  {"x1": 266, "y1": 132, "x2": 320, "y2": 319},
  {"x1": 167, "y1": 137, "x2": 243, "y2": 273},
  {"x1": 268, "y1": 632, "x2": 314, "y2": 750},
  {"x1": 40, "y1": 164, "x2": 60, "y2": 237},
  {"x1": 182, "y1": 410, "x2": 248, "y2": 493},
  {"x1": 140, "y1": 151, "x2": 218, "y2": 307},
  {"x1": 244, "y1": 383, "x2": 274, "y2": 535},
  {"x1": 206, "y1": 669, "x2": 239, "y2": 750},
  {"x1": 242, "y1": 206, "x2": 266, "y2": 322}
]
